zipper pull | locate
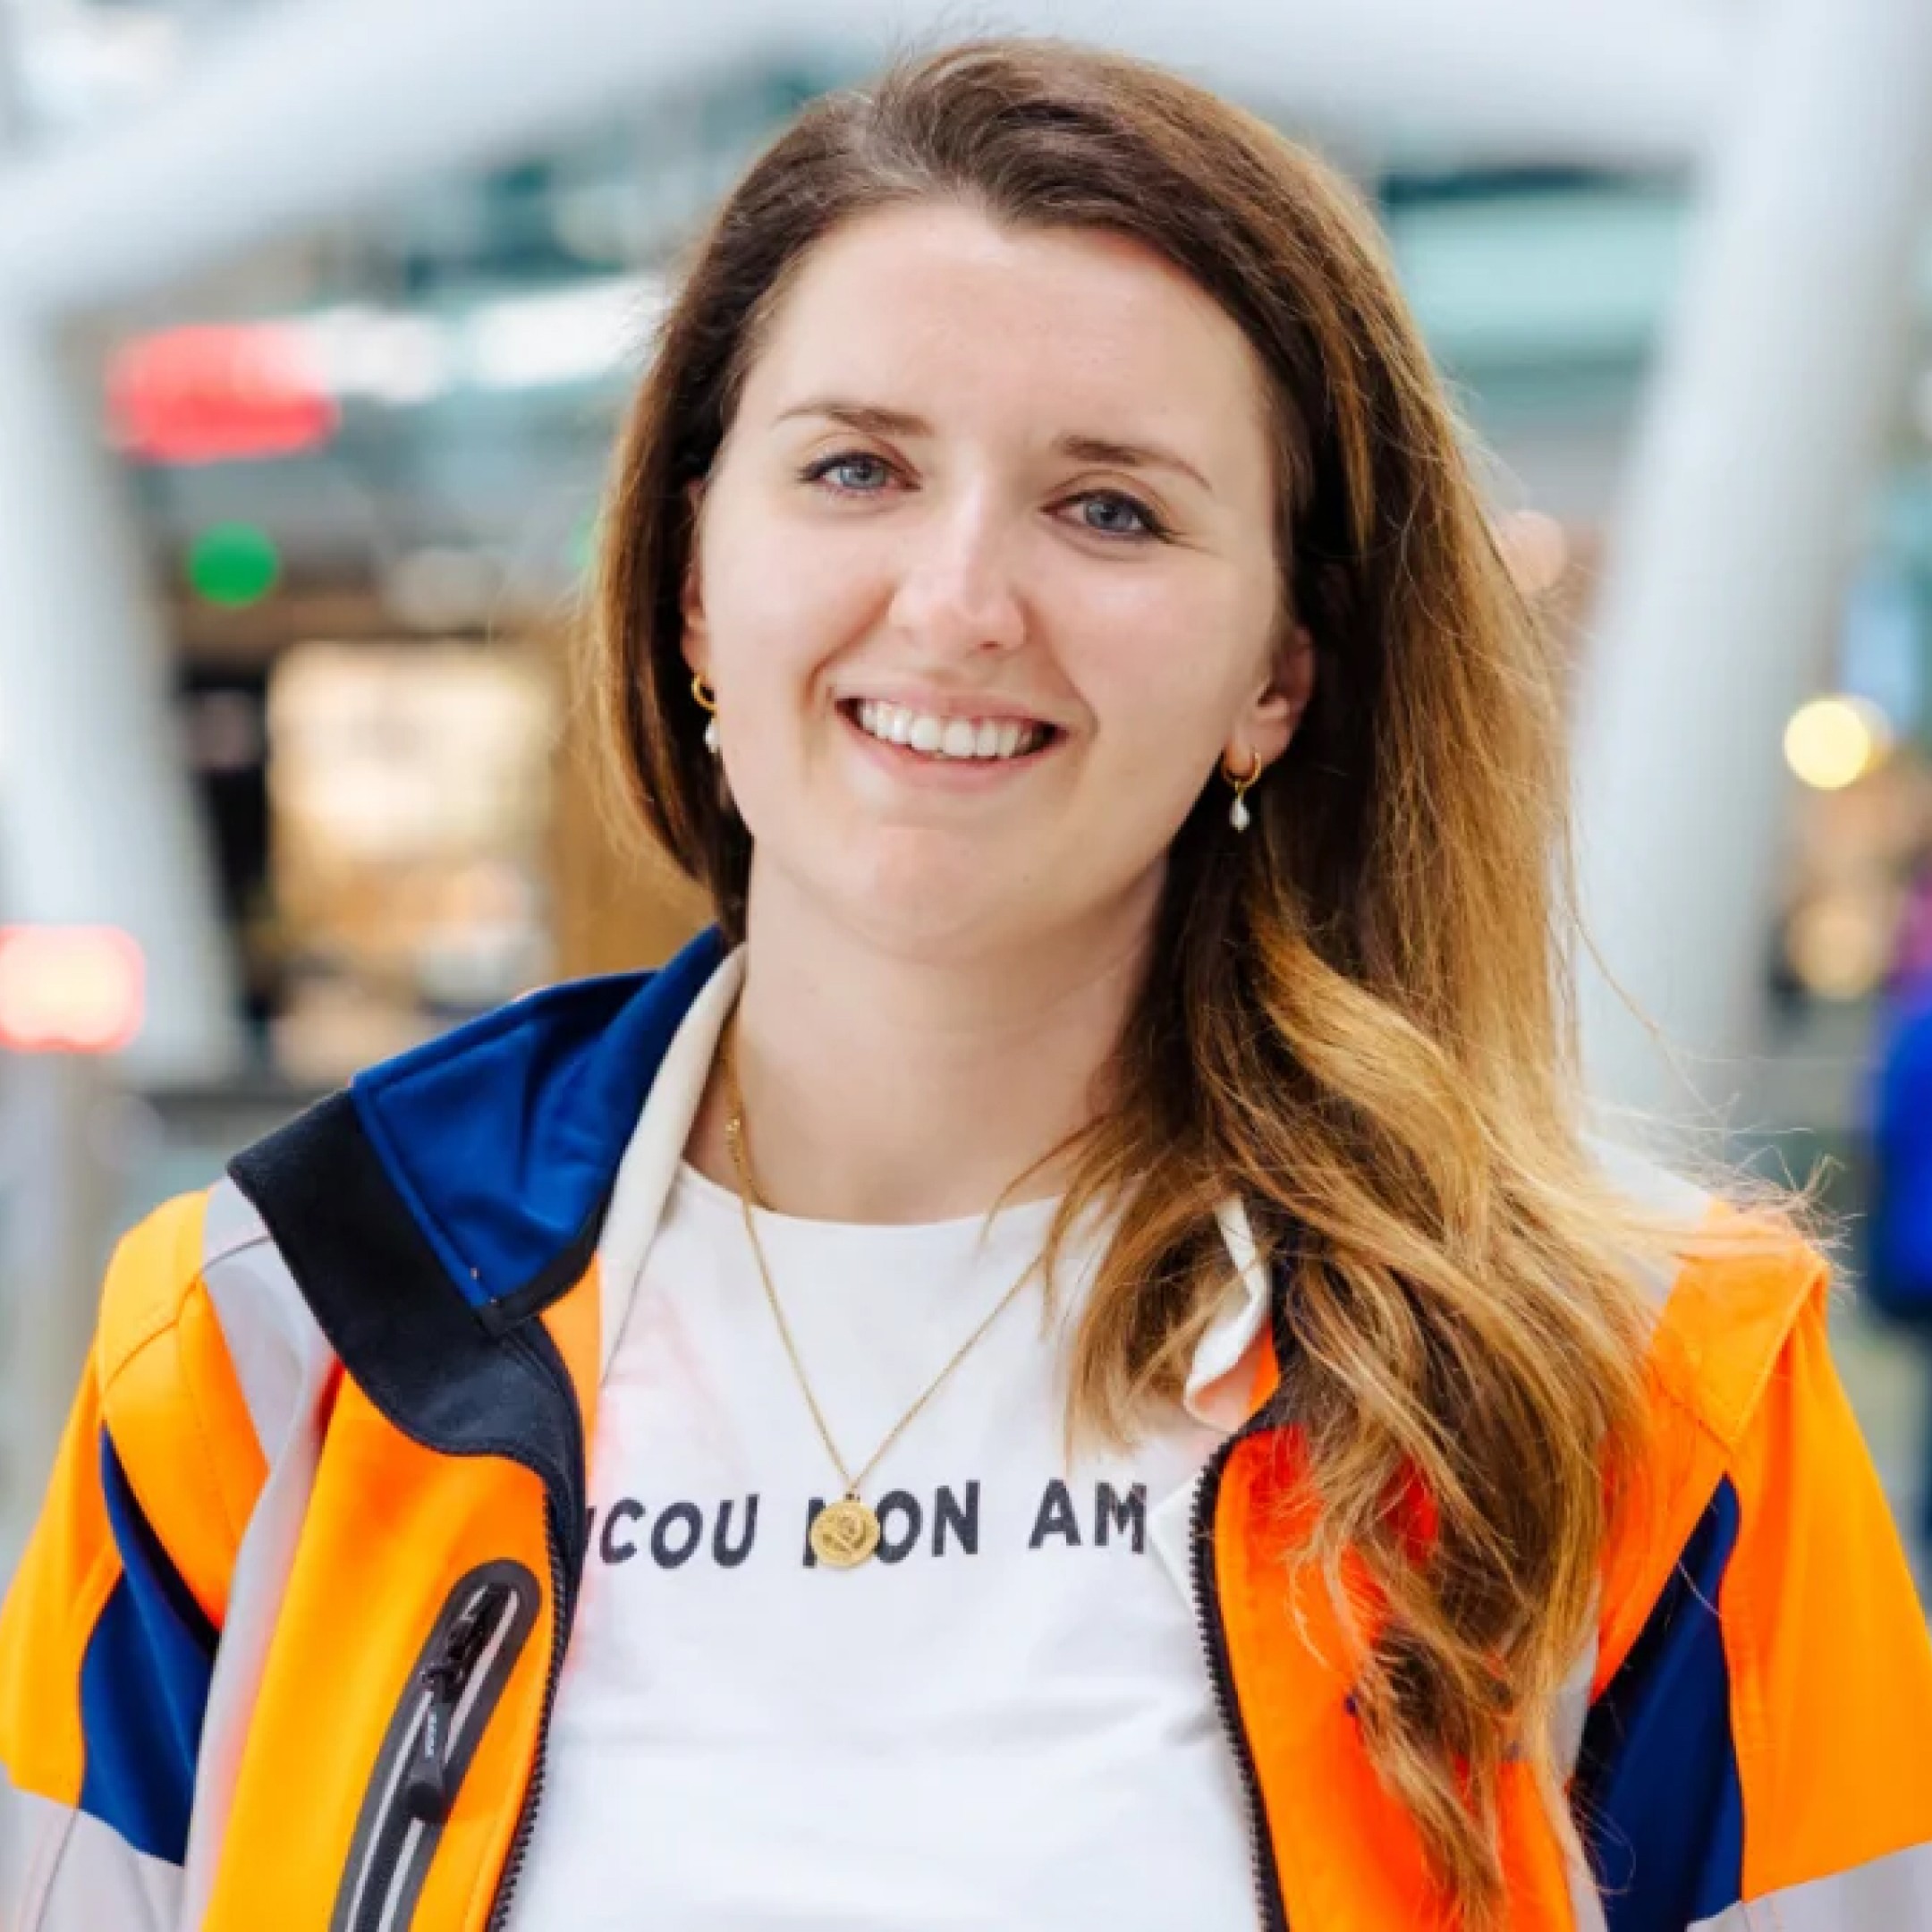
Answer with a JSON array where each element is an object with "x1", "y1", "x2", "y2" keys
[{"x1": 403, "y1": 1585, "x2": 507, "y2": 1824}]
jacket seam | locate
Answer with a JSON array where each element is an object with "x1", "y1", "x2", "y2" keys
[
  {"x1": 1716, "y1": 1260, "x2": 1828, "y2": 1449},
  {"x1": 1653, "y1": 1255, "x2": 1827, "y2": 1454},
  {"x1": 95, "y1": 1226, "x2": 206, "y2": 1398},
  {"x1": 200, "y1": 1224, "x2": 275, "y2": 1273},
  {"x1": 1651, "y1": 1357, "x2": 1760, "y2": 1457},
  {"x1": 99, "y1": 1301, "x2": 250, "y2": 1574}
]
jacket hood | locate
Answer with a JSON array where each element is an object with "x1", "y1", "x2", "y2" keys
[{"x1": 348, "y1": 926, "x2": 728, "y2": 1315}]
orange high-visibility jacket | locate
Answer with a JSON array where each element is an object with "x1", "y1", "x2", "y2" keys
[{"x1": 4, "y1": 930, "x2": 1932, "y2": 1930}]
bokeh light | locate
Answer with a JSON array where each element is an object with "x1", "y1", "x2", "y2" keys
[
  {"x1": 187, "y1": 522, "x2": 281, "y2": 609},
  {"x1": 0, "y1": 926, "x2": 145, "y2": 1053},
  {"x1": 1783, "y1": 695, "x2": 1893, "y2": 792}
]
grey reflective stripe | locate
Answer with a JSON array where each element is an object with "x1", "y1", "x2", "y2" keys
[
  {"x1": 1553, "y1": 1622, "x2": 1609, "y2": 1932},
  {"x1": 199, "y1": 1165, "x2": 270, "y2": 1271},
  {"x1": 180, "y1": 1199, "x2": 340, "y2": 1929},
  {"x1": 1586, "y1": 1136, "x2": 1713, "y2": 1227},
  {"x1": 1, "y1": 1782, "x2": 182, "y2": 1932},
  {"x1": 1584, "y1": 1135, "x2": 1712, "y2": 1310},
  {"x1": 1566, "y1": 1860, "x2": 1609, "y2": 1932},
  {"x1": 1553, "y1": 1621, "x2": 1599, "y2": 1781},
  {"x1": 199, "y1": 1176, "x2": 334, "y2": 1460},
  {"x1": 177, "y1": 1325, "x2": 337, "y2": 1929},
  {"x1": 1690, "y1": 1842, "x2": 1932, "y2": 1929}
]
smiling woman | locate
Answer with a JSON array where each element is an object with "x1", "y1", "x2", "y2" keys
[{"x1": 5, "y1": 35, "x2": 1932, "y2": 1932}]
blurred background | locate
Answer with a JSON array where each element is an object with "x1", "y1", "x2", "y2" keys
[{"x1": 0, "y1": 0, "x2": 1929, "y2": 1589}]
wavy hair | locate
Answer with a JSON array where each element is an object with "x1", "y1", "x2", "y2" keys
[{"x1": 594, "y1": 39, "x2": 1691, "y2": 1922}]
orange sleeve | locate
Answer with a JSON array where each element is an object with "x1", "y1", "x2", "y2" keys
[{"x1": 1719, "y1": 1281, "x2": 1932, "y2": 1906}]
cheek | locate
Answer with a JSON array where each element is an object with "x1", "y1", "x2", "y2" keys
[
  {"x1": 702, "y1": 521, "x2": 891, "y2": 707},
  {"x1": 699, "y1": 515, "x2": 806, "y2": 665},
  {"x1": 1060, "y1": 572, "x2": 1265, "y2": 756}
]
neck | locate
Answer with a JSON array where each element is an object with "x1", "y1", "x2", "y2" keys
[{"x1": 688, "y1": 869, "x2": 1159, "y2": 1224}]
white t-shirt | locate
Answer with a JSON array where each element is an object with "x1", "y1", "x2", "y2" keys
[{"x1": 509, "y1": 961, "x2": 1269, "y2": 1931}]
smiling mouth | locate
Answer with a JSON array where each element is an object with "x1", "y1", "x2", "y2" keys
[{"x1": 842, "y1": 699, "x2": 1057, "y2": 762}]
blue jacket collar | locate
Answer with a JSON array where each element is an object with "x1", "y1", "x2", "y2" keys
[{"x1": 348, "y1": 927, "x2": 727, "y2": 1313}]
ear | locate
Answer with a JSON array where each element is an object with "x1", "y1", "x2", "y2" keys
[
  {"x1": 679, "y1": 480, "x2": 710, "y2": 679},
  {"x1": 1227, "y1": 622, "x2": 1315, "y2": 773}
]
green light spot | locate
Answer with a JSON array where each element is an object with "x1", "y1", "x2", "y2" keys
[{"x1": 188, "y1": 523, "x2": 280, "y2": 608}]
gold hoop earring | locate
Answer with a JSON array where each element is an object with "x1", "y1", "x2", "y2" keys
[
  {"x1": 691, "y1": 674, "x2": 721, "y2": 756},
  {"x1": 1221, "y1": 746, "x2": 1262, "y2": 833}
]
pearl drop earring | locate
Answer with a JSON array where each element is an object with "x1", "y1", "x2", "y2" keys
[
  {"x1": 1222, "y1": 747, "x2": 1262, "y2": 832},
  {"x1": 691, "y1": 674, "x2": 721, "y2": 755}
]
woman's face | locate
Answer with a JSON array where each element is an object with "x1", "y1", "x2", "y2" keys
[{"x1": 684, "y1": 200, "x2": 1309, "y2": 965}]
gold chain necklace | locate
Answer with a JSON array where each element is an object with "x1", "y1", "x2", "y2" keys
[{"x1": 721, "y1": 1021, "x2": 1041, "y2": 1570}]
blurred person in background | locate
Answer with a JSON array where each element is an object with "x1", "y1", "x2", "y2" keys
[
  {"x1": 1863, "y1": 843, "x2": 1932, "y2": 1569},
  {"x1": 4, "y1": 38, "x2": 1931, "y2": 1932}
]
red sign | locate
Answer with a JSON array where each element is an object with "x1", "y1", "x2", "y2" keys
[
  {"x1": 107, "y1": 323, "x2": 339, "y2": 465},
  {"x1": 0, "y1": 927, "x2": 145, "y2": 1054}
]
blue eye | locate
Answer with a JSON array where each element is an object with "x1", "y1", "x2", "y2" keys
[
  {"x1": 1073, "y1": 492, "x2": 1165, "y2": 540},
  {"x1": 804, "y1": 453, "x2": 894, "y2": 493}
]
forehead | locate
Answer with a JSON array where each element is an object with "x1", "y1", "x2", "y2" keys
[{"x1": 740, "y1": 201, "x2": 1273, "y2": 456}]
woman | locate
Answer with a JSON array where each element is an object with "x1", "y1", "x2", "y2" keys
[{"x1": 4, "y1": 38, "x2": 1930, "y2": 1932}]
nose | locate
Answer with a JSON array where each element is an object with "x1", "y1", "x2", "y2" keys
[{"x1": 886, "y1": 493, "x2": 1026, "y2": 658}]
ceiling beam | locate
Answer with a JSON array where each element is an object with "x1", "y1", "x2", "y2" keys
[{"x1": 0, "y1": 0, "x2": 1733, "y2": 318}]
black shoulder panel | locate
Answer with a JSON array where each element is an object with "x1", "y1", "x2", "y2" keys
[{"x1": 227, "y1": 1092, "x2": 587, "y2": 1570}]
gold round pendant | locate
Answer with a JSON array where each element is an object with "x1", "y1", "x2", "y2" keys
[{"x1": 810, "y1": 1496, "x2": 882, "y2": 1569}]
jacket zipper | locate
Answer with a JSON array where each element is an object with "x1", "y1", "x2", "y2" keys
[
  {"x1": 1191, "y1": 1419, "x2": 1292, "y2": 1932},
  {"x1": 484, "y1": 1326, "x2": 589, "y2": 1931},
  {"x1": 331, "y1": 1562, "x2": 538, "y2": 1932},
  {"x1": 481, "y1": 1508, "x2": 572, "y2": 1931}
]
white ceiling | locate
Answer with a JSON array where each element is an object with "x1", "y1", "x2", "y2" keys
[{"x1": 0, "y1": 0, "x2": 1741, "y2": 316}]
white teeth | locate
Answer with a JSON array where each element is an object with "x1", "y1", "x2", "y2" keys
[{"x1": 849, "y1": 702, "x2": 1046, "y2": 761}]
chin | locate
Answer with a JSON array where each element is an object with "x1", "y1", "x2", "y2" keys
[
  {"x1": 756, "y1": 824, "x2": 1157, "y2": 968},
  {"x1": 812, "y1": 840, "x2": 1046, "y2": 963}
]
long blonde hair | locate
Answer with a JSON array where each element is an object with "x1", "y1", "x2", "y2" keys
[{"x1": 595, "y1": 39, "x2": 1693, "y2": 1922}]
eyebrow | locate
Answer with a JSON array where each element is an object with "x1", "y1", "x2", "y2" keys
[{"x1": 774, "y1": 399, "x2": 1216, "y2": 496}]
